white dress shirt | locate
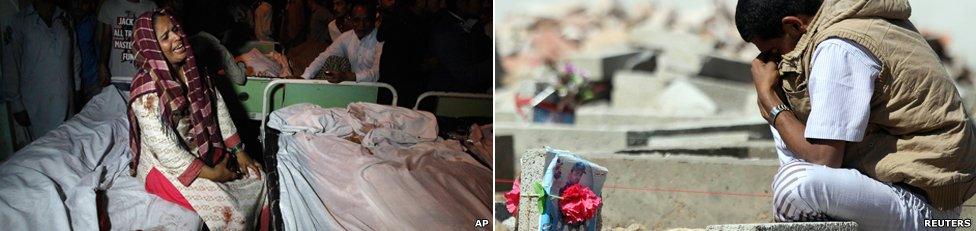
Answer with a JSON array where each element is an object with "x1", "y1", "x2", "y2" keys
[
  {"x1": 773, "y1": 38, "x2": 881, "y2": 164},
  {"x1": 301, "y1": 28, "x2": 383, "y2": 82},
  {"x1": 328, "y1": 20, "x2": 342, "y2": 42}
]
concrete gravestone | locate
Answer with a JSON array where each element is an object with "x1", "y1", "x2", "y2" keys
[{"x1": 517, "y1": 147, "x2": 608, "y2": 231}]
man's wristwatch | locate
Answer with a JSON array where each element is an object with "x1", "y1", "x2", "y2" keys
[{"x1": 769, "y1": 104, "x2": 792, "y2": 126}]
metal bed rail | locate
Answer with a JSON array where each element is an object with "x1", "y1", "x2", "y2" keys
[
  {"x1": 258, "y1": 79, "x2": 397, "y2": 143},
  {"x1": 412, "y1": 91, "x2": 492, "y2": 110}
]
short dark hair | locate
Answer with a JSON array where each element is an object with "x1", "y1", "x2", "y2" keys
[
  {"x1": 443, "y1": 0, "x2": 454, "y2": 10},
  {"x1": 735, "y1": 0, "x2": 823, "y2": 41},
  {"x1": 446, "y1": 0, "x2": 480, "y2": 11},
  {"x1": 350, "y1": 0, "x2": 378, "y2": 16}
]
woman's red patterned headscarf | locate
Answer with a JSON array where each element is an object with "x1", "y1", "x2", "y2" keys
[{"x1": 127, "y1": 10, "x2": 227, "y2": 175}]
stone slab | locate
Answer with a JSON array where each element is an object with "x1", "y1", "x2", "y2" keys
[
  {"x1": 610, "y1": 70, "x2": 675, "y2": 111},
  {"x1": 698, "y1": 56, "x2": 753, "y2": 83},
  {"x1": 584, "y1": 153, "x2": 779, "y2": 230},
  {"x1": 516, "y1": 149, "x2": 548, "y2": 231},
  {"x1": 625, "y1": 121, "x2": 771, "y2": 147},
  {"x1": 705, "y1": 222, "x2": 858, "y2": 231},
  {"x1": 566, "y1": 51, "x2": 642, "y2": 81}
]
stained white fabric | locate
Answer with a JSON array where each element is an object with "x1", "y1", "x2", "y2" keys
[
  {"x1": 0, "y1": 86, "x2": 202, "y2": 230},
  {"x1": 131, "y1": 89, "x2": 266, "y2": 230},
  {"x1": 466, "y1": 124, "x2": 492, "y2": 168},
  {"x1": 268, "y1": 103, "x2": 492, "y2": 230},
  {"x1": 238, "y1": 48, "x2": 289, "y2": 77},
  {"x1": 300, "y1": 29, "x2": 383, "y2": 82},
  {"x1": 266, "y1": 103, "x2": 359, "y2": 135},
  {"x1": 348, "y1": 102, "x2": 439, "y2": 146}
]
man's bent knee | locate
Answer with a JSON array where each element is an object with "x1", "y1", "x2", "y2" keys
[{"x1": 772, "y1": 162, "x2": 830, "y2": 221}]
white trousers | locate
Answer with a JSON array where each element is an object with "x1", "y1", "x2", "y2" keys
[{"x1": 772, "y1": 161, "x2": 961, "y2": 230}]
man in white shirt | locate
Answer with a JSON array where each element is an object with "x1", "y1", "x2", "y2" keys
[
  {"x1": 769, "y1": 38, "x2": 877, "y2": 166},
  {"x1": 2, "y1": 0, "x2": 80, "y2": 140},
  {"x1": 735, "y1": 0, "x2": 974, "y2": 230},
  {"x1": 302, "y1": 0, "x2": 382, "y2": 83},
  {"x1": 327, "y1": 0, "x2": 351, "y2": 43}
]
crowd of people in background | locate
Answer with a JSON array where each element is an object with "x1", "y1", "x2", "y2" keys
[{"x1": 1, "y1": 0, "x2": 492, "y2": 148}]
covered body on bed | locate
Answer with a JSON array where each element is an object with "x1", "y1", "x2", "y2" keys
[{"x1": 267, "y1": 102, "x2": 492, "y2": 230}]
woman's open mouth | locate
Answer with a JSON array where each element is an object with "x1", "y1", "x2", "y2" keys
[{"x1": 174, "y1": 42, "x2": 186, "y2": 54}]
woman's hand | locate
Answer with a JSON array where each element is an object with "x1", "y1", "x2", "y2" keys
[
  {"x1": 235, "y1": 150, "x2": 263, "y2": 180},
  {"x1": 201, "y1": 157, "x2": 239, "y2": 183}
]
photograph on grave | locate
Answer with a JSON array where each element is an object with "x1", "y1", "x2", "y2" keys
[
  {"x1": 493, "y1": 0, "x2": 976, "y2": 230},
  {"x1": 539, "y1": 148, "x2": 608, "y2": 231}
]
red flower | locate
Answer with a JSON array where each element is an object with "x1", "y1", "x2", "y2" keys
[
  {"x1": 505, "y1": 179, "x2": 521, "y2": 215},
  {"x1": 559, "y1": 183, "x2": 602, "y2": 224}
]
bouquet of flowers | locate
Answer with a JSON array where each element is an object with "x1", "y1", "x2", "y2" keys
[{"x1": 515, "y1": 63, "x2": 603, "y2": 124}]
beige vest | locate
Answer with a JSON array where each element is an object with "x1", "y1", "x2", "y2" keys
[{"x1": 778, "y1": 1, "x2": 976, "y2": 210}]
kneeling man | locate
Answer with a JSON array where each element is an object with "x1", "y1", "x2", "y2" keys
[{"x1": 735, "y1": 0, "x2": 976, "y2": 229}]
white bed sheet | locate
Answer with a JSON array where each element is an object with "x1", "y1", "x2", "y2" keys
[
  {"x1": 0, "y1": 86, "x2": 202, "y2": 230},
  {"x1": 269, "y1": 103, "x2": 492, "y2": 230}
]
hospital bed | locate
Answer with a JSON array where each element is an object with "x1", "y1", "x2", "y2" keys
[
  {"x1": 413, "y1": 91, "x2": 493, "y2": 118},
  {"x1": 412, "y1": 91, "x2": 494, "y2": 165},
  {"x1": 257, "y1": 79, "x2": 395, "y2": 230},
  {"x1": 0, "y1": 86, "x2": 203, "y2": 230},
  {"x1": 256, "y1": 79, "x2": 492, "y2": 230},
  {"x1": 412, "y1": 91, "x2": 493, "y2": 131}
]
